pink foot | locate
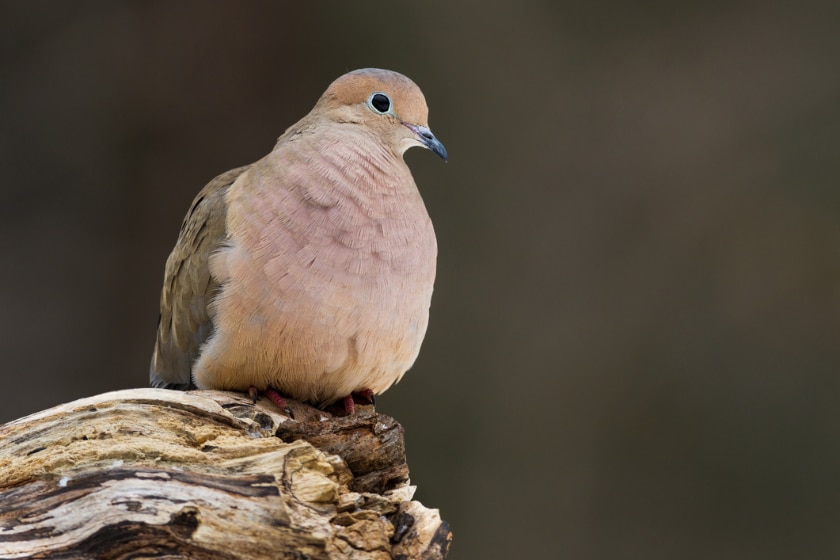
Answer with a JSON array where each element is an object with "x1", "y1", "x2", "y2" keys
[
  {"x1": 353, "y1": 389, "x2": 375, "y2": 404},
  {"x1": 343, "y1": 394, "x2": 356, "y2": 416},
  {"x1": 254, "y1": 386, "x2": 293, "y2": 417},
  {"x1": 341, "y1": 388, "x2": 375, "y2": 415}
]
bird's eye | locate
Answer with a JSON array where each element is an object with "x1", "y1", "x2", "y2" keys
[{"x1": 368, "y1": 92, "x2": 391, "y2": 114}]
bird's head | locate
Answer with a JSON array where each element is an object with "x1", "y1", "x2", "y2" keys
[{"x1": 315, "y1": 68, "x2": 447, "y2": 162}]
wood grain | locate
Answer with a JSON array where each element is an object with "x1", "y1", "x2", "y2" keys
[{"x1": 0, "y1": 389, "x2": 450, "y2": 559}]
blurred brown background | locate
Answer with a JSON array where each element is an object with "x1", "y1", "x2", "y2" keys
[{"x1": 2, "y1": 1, "x2": 839, "y2": 558}]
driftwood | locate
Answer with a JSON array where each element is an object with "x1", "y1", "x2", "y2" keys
[{"x1": 0, "y1": 389, "x2": 451, "y2": 559}]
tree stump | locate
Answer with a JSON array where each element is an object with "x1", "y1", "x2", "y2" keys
[{"x1": 0, "y1": 389, "x2": 451, "y2": 559}]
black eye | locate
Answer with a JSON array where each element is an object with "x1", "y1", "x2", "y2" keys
[{"x1": 369, "y1": 92, "x2": 391, "y2": 114}]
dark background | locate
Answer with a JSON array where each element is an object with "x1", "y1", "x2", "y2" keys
[{"x1": 2, "y1": 2, "x2": 839, "y2": 558}]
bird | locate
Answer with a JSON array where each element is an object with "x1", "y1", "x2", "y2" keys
[{"x1": 150, "y1": 68, "x2": 446, "y2": 415}]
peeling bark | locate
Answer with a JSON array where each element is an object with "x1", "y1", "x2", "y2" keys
[{"x1": 0, "y1": 389, "x2": 451, "y2": 559}]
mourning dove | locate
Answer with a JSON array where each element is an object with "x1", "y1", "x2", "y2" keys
[{"x1": 150, "y1": 68, "x2": 446, "y2": 413}]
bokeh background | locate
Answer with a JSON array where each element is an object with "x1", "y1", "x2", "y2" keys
[{"x1": 2, "y1": 2, "x2": 839, "y2": 558}]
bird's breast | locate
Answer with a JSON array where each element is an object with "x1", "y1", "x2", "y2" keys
[
  {"x1": 195, "y1": 134, "x2": 437, "y2": 401},
  {"x1": 214, "y1": 141, "x2": 437, "y2": 334}
]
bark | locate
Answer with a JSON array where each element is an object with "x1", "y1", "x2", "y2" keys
[{"x1": 0, "y1": 389, "x2": 451, "y2": 559}]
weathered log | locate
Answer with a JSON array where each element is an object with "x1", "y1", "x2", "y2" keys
[{"x1": 0, "y1": 389, "x2": 451, "y2": 559}]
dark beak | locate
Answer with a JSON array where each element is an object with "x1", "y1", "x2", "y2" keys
[{"x1": 406, "y1": 124, "x2": 448, "y2": 162}]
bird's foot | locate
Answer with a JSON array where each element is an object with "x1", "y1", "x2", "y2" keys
[
  {"x1": 342, "y1": 389, "x2": 376, "y2": 416},
  {"x1": 248, "y1": 386, "x2": 259, "y2": 403},
  {"x1": 342, "y1": 395, "x2": 355, "y2": 415},
  {"x1": 248, "y1": 386, "x2": 293, "y2": 417},
  {"x1": 353, "y1": 388, "x2": 375, "y2": 404}
]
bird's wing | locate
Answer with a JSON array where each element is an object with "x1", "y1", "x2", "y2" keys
[{"x1": 150, "y1": 165, "x2": 250, "y2": 389}]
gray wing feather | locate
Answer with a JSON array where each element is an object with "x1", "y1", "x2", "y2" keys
[{"x1": 150, "y1": 165, "x2": 250, "y2": 389}]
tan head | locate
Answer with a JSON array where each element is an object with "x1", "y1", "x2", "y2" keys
[{"x1": 312, "y1": 68, "x2": 447, "y2": 161}]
